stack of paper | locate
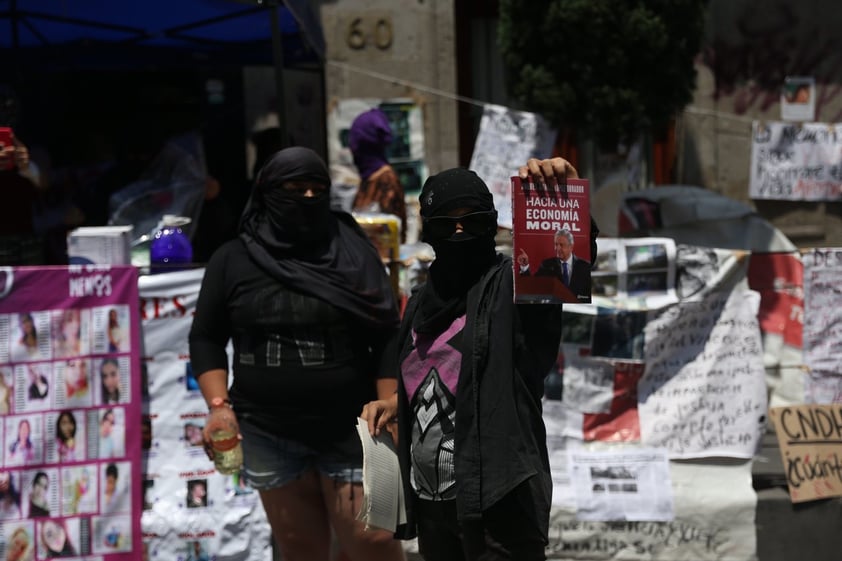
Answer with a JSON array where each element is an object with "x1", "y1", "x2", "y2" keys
[
  {"x1": 355, "y1": 417, "x2": 407, "y2": 533},
  {"x1": 67, "y1": 225, "x2": 134, "y2": 265}
]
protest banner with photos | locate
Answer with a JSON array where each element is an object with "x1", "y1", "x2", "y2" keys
[
  {"x1": 138, "y1": 270, "x2": 271, "y2": 561},
  {"x1": 0, "y1": 265, "x2": 141, "y2": 561}
]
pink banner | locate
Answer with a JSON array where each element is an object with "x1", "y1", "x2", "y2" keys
[{"x1": 0, "y1": 265, "x2": 141, "y2": 561}]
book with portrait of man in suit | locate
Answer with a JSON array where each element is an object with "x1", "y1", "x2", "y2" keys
[{"x1": 511, "y1": 175, "x2": 591, "y2": 304}]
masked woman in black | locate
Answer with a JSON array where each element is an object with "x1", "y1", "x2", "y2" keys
[
  {"x1": 362, "y1": 159, "x2": 593, "y2": 561},
  {"x1": 189, "y1": 147, "x2": 405, "y2": 561}
]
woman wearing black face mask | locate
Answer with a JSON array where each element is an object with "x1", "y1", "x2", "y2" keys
[
  {"x1": 362, "y1": 160, "x2": 592, "y2": 560},
  {"x1": 189, "y1": 147, "x2": 406, "y2": 561}
]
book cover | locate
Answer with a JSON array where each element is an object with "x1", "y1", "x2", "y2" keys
[{"x1": 511, "y1": 176, "x2": 592, "y2": 304}]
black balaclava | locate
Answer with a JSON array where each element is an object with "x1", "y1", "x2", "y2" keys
[{"x1": 415, "y1": 168, "x2": 498, "y2": 333}]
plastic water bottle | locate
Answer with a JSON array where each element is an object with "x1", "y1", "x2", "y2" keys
[
  {"x1": 207, "y1": 398, "x2": 243, "y2": 475},
  {"x1": 149, "y1": 215, "x2": 193, "y2": 274}
]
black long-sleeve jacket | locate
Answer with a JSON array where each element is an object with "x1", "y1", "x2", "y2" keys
[{"x1": 393, "y1": 254, "x2": 562, "y2": 541}]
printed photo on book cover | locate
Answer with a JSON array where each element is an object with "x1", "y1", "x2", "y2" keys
[{"x1": 511, "y1": 176, "x2": 592, "y2": 304}]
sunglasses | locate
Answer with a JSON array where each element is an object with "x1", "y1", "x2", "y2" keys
[{"x1": 422, "y1": 210, "x2": 498, "y2": 240}]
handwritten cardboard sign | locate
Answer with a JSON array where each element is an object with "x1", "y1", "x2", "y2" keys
[{"x1": 769, "y1": 404, "x2": 842, "y2": 503}]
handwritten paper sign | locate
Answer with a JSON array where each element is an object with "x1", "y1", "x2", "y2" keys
[
  {"x1": 803, "y1": 248, "x2": 842, "y2": 378},
  {"x1": 639, "y1": 290, "x2": 768, "y2": 458},
  {"x1": 468, "y1": 104, "x2": 555, "y2": 228},
  {"x1": 768, "y1": 404, "x2": 842, "y2": 503},
  {"x1": 749, "y1": 121, "x2": 842, "y2": 201}
]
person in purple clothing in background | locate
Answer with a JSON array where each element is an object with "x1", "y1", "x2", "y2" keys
[{"x1": 349, "y1": 108, "x2": 407, "y2": 242}]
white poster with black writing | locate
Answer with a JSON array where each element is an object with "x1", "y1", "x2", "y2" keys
[
  {"x1": 750, "y1": 120, "x2": 842, "y2": 201},
  {"x1": 469, "y1": 104, "x2": 556, "y2": 229},
  {"x1": 638, "y1": 289, "x2": 768, "y2": 459},
  {"x1": 138, "y1": 270, "x2": 271, "y2": 561},
  {"x1": 802, "y1": 248, "x2": 842, "y2": 403}
]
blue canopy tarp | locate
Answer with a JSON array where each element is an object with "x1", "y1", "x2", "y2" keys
[
  {"x1": 0, "y1": 0, "x2": 326, "y2": 153},
  {"x1": 0, "y1": 0, "x2": 324, "y2": 64}
]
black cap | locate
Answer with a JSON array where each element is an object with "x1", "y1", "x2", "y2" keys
[{"x1": 419, "y1": 168, "x2": 494, "y2": 218}]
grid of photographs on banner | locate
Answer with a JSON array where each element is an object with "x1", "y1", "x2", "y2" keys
[{"x1": 0, "y1": 304, "x2": 133, "y2": 561}]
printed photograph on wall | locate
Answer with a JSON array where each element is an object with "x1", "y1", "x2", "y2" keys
[
  {"x1": 22, "y1": 468, "x2": 58, "y2": 518},
  {"x1": 92, "y1": 514, "x2": 132, "y2": 554},
  {"x1": 6, "y1": 415, "x2": 43, "y2": 467},
  {"x1": 2, "y1": 520, "x2": 34, "y2": 561},
  {"x1": 50, "y1": 309, "x2": 90, "y2": 359},
  {"x1": 0, "y1": 470, "x2": 23, "y2": 519},
  {"x1": 61, "y1": 464, "x2": 98, "y2": 515},
  {"x1": 10, "y1": 312, "x2": 50, "y2": 363},
  {"x1": 57, "y1": 359, "x2": 92, "y2": 408},
  {"x1": 781, "y1": 76, "x2": 815, "y2": 122},
  {"x1": 46, "y1": 409, "x2": 87, "y2": 464},
  {"x1": 18, "y1": 364, "x2": 52, "y2": 413}
]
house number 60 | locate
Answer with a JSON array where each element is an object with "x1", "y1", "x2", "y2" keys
[{"x1": 346, "y1": 17, "x2": 393, "y2": 50}]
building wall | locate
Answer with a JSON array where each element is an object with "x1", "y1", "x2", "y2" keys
[
  {"x1": 319, "y1": 0, "x2": 459, "y2": 174},
  {"x1": 679, "y1": 0, "x2": 842, "y2": 247},
  {"x1": 319, "y1": 1, "x2": 842, "y2": 247}
]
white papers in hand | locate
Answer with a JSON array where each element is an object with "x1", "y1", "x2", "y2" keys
[{"x1": 355, "y1": 417, "x2": 407, "y2": 533}]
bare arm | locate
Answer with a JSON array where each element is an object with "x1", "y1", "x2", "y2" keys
[{"x1": 376, "y1": 377, "x2": 397, "y2": 400}]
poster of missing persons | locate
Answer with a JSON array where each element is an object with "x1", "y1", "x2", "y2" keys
[
  {"x1": 0, "y1": 265, "x2": 141, "y2": 561},
  {"x1": 138, "y1": 270, "x2": 271, "y2": 561}
]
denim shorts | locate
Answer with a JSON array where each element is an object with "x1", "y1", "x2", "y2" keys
[{"x1": 238, "y1": 415, "x2": 363, "y2": 491}]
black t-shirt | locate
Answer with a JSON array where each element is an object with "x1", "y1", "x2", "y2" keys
[{"x1": 189, "y1": 239, "x2": 396, "y2": 446}]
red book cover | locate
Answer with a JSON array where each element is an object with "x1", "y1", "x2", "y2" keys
[{"x1": 511, "y1": 175, "x2": 591, "y2": 304}]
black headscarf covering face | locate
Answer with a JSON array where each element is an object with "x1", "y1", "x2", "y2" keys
[
  {"x1": 414, "y1": 168, "x2": 498, "y2": 334},
  {"x1": 239, "y1": 147, "x2": 399, "y2": 328}
]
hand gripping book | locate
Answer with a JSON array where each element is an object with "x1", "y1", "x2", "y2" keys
[
  {"x1": 355, "y1": 417, "x2": 406, "y2": 533},
  {"x1": 511, "y1": 175, "x2": 592, "y2": 304}
]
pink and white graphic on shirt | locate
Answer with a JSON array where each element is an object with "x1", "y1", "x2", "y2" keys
[{"x1": 401, "y1": 315, "x2": 466, "y2": 400}]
